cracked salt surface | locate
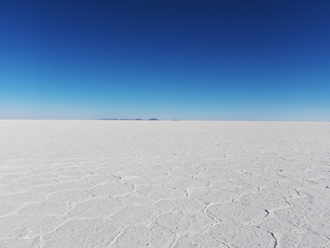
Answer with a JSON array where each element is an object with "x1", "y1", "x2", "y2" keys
[{"x1": 0, "y1": 120, "x2": 330, "y2": 247}]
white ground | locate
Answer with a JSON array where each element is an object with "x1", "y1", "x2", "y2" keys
[{"x1": 0, "y1": 120, "x2": 330, "y2": 248}]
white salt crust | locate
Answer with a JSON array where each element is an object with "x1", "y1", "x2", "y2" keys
[{"x1": 0, "y1": 120, "x2": 329, "y2": 247}]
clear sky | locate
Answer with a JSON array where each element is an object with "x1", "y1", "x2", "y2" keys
[{"x1": 1, "y1": 1, "x2": 329, "y2": 121}]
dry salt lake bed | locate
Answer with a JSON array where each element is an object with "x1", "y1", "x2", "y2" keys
[{"x1": 0, "y1": 120, "x2": 330, "y2": 248}]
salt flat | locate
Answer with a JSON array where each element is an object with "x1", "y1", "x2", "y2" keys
[{"x1": 0, "y1": 120, "x2": 329, "y2": 248}]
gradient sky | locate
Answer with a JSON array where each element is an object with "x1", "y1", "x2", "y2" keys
[{"x1": 1, "y1": 1, "x2": 329, "y2": 120}]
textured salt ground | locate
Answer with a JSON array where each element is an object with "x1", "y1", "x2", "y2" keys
[{"x1": 0, "y1": 120, "x2": 330, "y2": 248}]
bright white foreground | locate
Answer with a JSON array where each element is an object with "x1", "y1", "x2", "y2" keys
[{"x1": 0, "y1": 120, "x2": 330, "y2": 248}]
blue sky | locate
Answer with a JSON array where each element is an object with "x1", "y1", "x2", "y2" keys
[{"x1": 1, "y1": 1, "x2": 329, "y2": 120}]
